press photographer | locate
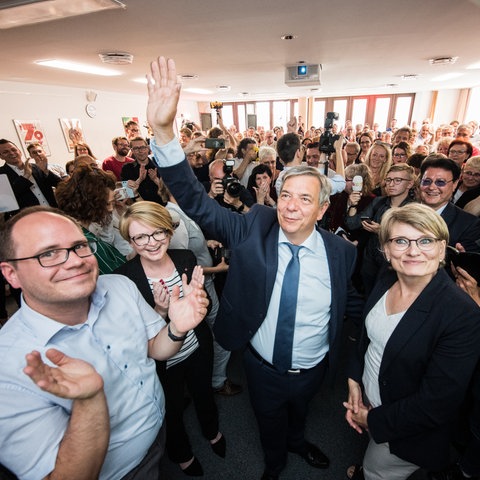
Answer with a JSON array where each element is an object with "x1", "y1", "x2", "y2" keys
[{"x1": 205, "y1": 158, "x2": 254, "y2": 214}]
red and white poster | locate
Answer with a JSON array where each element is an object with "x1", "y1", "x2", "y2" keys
[{"x1": 13, "y1": 119, "x2": 51, "y2": 156}]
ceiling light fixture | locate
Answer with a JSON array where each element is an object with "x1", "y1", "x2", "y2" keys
[
  {"x1": 281, "y1": 34, "x2": 298, "y2": 40},
  {"x1": 35, "y1": 59, "x2": 121, "y2": 76},
  {"x1": 217, "y1": 85, "x2": 231, "y2": 92},
  {"x1": 429, "y1": 56, "x2": 458, "y2": 66},
  {"x1": 0, "y1": 0, "x2": 125, "y2": 29}
]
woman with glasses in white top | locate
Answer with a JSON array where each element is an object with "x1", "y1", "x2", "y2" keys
[{"x1": 344, "y1": 203, "x2": 480, "y2": 480}]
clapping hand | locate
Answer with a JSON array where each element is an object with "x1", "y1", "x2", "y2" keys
[
  {"x1": 168, "y1": 266, "x2": 209, "y2": 334},
  {"x1": 24, "y1": 349, "x2": 104, "y2": 400}
]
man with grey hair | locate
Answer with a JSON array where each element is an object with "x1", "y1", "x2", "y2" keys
[{"x1": 146, "y1": 55, "x2": 363, "y2": 480}]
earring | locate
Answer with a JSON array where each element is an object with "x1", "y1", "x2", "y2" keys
[{"x1": 386, "y1": 258, "x2": 391, "y2": 263}]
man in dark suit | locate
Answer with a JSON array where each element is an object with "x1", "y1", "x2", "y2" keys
[
  {"x1": 0, "y1": 139, "x2": 61, "y2": 216},
  {"x1": 146, "y1": 56, "x2": 364, "y2": 480},
  {"x1": 419, "y1": 155, "x2": 480, "y2": 253}
]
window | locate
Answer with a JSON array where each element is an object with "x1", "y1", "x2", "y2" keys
[
  {"x1": 351, "y1": 98, "x2": 367, "y2": 127},
  {"x1": 373, "y1": 97, "x2": 390, "y2": 131}
]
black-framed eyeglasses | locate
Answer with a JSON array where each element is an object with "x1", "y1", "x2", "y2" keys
[
  {"x1": 420, "y1": 178, "x2": 454, "y2": 188},
  {"x1": 384, "y1": 177, "x2": 409, "y2": 185},
  {"x1": 131, "y1": 146, "x2": 149, "y2": 151},
  {"x1": 130, "y1": 229, "x2": 168, "y2": 246},
  {"x1": 388, "y1": 237, "x2": 439, "y2": 251},
  {"x1": 393, "y1": 153, "x2": 407, "y2": 158},
  {"x1": 4, "y1": 241, "x2": 97, "y2": 268}
]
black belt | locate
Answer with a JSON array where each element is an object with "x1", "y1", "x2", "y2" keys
[{"x1": 247, "y1": 344, "x2": 311, "y2": 374}]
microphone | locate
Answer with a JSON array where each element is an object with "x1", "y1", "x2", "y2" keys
[{"x1": 352, "y1": 175, "x2": 363, "y2": 192}]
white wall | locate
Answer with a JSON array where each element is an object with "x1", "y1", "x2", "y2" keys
[{"x1": 0, "y1": 81, "x2": 198, "y2": 167}]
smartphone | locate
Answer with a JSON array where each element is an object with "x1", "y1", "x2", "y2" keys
[
  {"x1": 360, "y1": 215, "x2": 372, "y2": 223},
  {"x1": 121, "y1": 181, "x2": 136, "y2": 198},
  {"x1": 448, "y1": 249, "x2": 480, "y2": 283},
  {"x1": 205, "y1": 138, "x2": 225, "y2": 149}
]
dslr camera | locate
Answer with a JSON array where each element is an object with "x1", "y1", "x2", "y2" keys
[
  {"x1": 319, "y1": 112, "x2": 340, "y2": 154},
  {"x1": 222, "y1": 159, "x2": 242, "y2": 197}
]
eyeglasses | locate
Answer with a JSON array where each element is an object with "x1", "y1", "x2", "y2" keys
[
  {"x1": 463, "y1": 171, "x2": 480, "y2": 178},
  {"x1": 388, "y1": 237, "x2": 439, "y2": 251},
  {"x1": 449, "y1": 150, "x2": 467, "y2": 155},
  {"x1": 5, "y1": 241, "x2": 97, "y2": 268},
  {"x1": 130, "y1": 229, "x2": 168, "y2": 246},
  {"x1": 420, "y1": 178, "x2": 454, "y2": 188},
  {"x1": 384, "y1": 177, "x2": 409, "y2": 185},
  {"x1": 131, "y1": 146, "x2": 149, "y2": 151},
  {"x1": 393, "y1": 153, "x2": 407, "y2": 158}
]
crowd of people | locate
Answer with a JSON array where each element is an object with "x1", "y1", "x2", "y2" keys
[{"x1": 1, "y1": 54, "x2": 480, "y2": 480}]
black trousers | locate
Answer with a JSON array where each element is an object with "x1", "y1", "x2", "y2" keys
[
  {"x1": 243, "y1": 346, "x2": 328, "y2": 476},
  {"x1": 163, "y1": 343, "x2": 218, "y2": 464}
]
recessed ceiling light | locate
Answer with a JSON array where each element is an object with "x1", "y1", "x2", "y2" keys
[
  {"x1": 431, "y1": 72, "x2": 464, "y2": 82},
  {"x1": 385, "y1": 83, "x2": 399, "y2": 88},
  {"x1": 35, "y1": 59, "x2": 121, "y2": 76},
  {"x1": 217, "y1": 85, "x2": 231, "y2": 92},
  {"x1": 281, "y1": 34, "x2": 298, "y2": 40},
  {"x1": 429, "y1": 56, "x2": 458, "y2": 66}
]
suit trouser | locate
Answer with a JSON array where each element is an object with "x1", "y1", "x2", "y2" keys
[
  {"x1": 243, "y1": 346, "x2": 327, "y2": 476},
  {"x1": 163, "y1": 343, "x2": 219, "y2": 464}
]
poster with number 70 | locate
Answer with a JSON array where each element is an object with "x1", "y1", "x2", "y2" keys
[{"x1": 12, "y1": 119, "x2": 51, "y2": 157}]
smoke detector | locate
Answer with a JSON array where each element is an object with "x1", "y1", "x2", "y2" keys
[{"x1": 99, "y1": 52, "x2": 133, "y2": 65}]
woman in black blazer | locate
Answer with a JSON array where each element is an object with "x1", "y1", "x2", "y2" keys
[
  {"x1": 114, "y1": 201, "x2": 224, "y2": 477},
  {"x1": 344, "y1": 203, "x2": 480, "y2": 480}
]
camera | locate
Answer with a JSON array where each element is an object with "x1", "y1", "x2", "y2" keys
[
  {"x1": 319, "y1": 112, "x2": 340, "y2": 154},
  {"x1": 221, "y1": 159, "x2": 242, "y2": 197}
]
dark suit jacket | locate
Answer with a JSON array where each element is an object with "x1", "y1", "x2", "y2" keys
[
  {"x1": 441, "y1": 201, "x2": 480, "y2": 252},
  {"x1": 349, "y1": 268, "x2": 480, "y2": 470},
  {"x1": 113, "y1": 249, "x2": 212, "y2": 351},
  {"x1": 0, "y1": 163, "x2": 61, "y2": 214},
  {"x1": 159, "y1": 159, "x2": 364, "y2": 380}
]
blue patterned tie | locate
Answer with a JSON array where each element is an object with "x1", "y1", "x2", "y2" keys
[{"x1": 272, "y1": 243, "x2": 302, "y2": 372}]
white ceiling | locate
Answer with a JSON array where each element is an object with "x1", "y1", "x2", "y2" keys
[{"x1": 1, "y1": 0, "x2": 480, "y2": 102}]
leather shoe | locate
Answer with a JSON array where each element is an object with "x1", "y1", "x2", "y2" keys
[
  {"x1": 210, "y1": 433, "x2": 226, "y2": 458},
  {"x1": 214, "y1": 379, "x2": 243, "y2": 396},
  {"x1": 260, "y1": 472, "x2": 278, "y2": 480},
  {"x1": 289, "y1": 441, "x2": 329, "y2": 469},
  {"x1": 181, "y1": 457, "x2": 203, "y2": 476}
]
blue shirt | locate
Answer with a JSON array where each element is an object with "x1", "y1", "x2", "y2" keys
[
  {"x1": 250, "y1": 228, "x2": 331, "y2": 369},
  {"x1": 0, "y1": 275, "x2": 166, "y2": 480}
]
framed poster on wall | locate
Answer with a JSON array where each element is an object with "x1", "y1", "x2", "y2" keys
[
  {"x1": 59, "y1": 118, "x2": 85, "y2": 152},
  {"x1": 12, "y1": 119, "x2": 51, "y2": 156}
]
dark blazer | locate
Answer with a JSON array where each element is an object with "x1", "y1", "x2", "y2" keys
[
  {"x1": 349, "y1": 268, "x2": 480, "y2": 470},
  {"x1": 0, "y1": 163, "x2": 61, "y2": 214},
  {"x1": 158, "y1": 159, "x2": 364, "y2": 380},
  {"x1": 441, "y1": 202, "x2": 480, "y2": 252},
  {"x1": 113, "y1": 249, "x2": 212, "y2": 349}
]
